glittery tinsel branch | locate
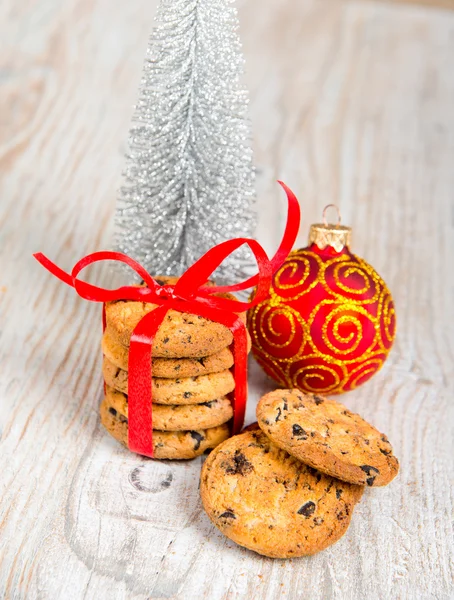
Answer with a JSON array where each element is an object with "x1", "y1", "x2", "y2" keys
[{"x1": 115, "y1": 0, "x2": 256, "y2": 285}]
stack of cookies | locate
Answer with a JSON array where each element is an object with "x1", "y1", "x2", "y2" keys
[
  {"x1": 99, "y1": 277, "x2": 249, "y2": 459},
  {"x1": 201, "y1": 389, "x2": 399, "y2": 558}
]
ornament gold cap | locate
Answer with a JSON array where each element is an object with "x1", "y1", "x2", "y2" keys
[{"x1": 309, "y1": 204, "x2": 351, "y2": 252}]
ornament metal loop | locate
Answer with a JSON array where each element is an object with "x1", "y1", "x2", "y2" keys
[{"x1": 322, "y1": 204, "x2": 341, "y2": 227}]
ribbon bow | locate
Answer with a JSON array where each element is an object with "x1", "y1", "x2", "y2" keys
[{"x1": 34, "y1": 181, "x2": 300, "y2": 457}]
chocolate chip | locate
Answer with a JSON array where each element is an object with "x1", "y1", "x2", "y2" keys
[
  {"x1": 154, "y1": 278, "x2": 167, "y2": 285},
  {"x1": 336, "y1": 488, "x2": 343, "y2": 499},
  {"x1": 119, "y1": 415, "x2": 128, "y2": 424},
  {"x1": 174, "y1": 365, "x2": 181, "y2": 371},
  {"x1": 380, "y1": 447, "x2": 391, "y2": 456},
  {"x1": 282, "y1": 397, "x2": 288, "y2": 411},
  {"x1": 187, "y1": 335, "x2": 192, "y2": 342},
  {"x1": 108, "y1": 407, "x2": 117, "y2": 417},
  {"x1": 292, "y1": 424, "x2": 308, "y2": 440},
  {"x1": 197, "y1": 357, "x2": 206, "y2": 367},
  {"x1": 381, "y1": 435, "x2": 389, "y2": 443},
  {"x1": 298, "y1": 501, "x2": 316, "y2": 517},
  {"x1": 219, "y1": 510, "x2": 236, "y2": 520},
  {"x1": 190, "y1": 431, "x2": 204, "y2": 450},
  {"x1": 360, "y1": 465, "x2": 380, "y2": 475},
  {"x1": 275, "y1": 407, "x2": 282, "y2": 422},
  {"x1": 360, "y1": 465, "x2": 380, "y2": 486},
  {"x1": 223, "y1": 450, "x2": 254, "y2": 476},
  {"x1": 313, "y1": 395, "x2": 324, "y2": 405},
  {"x1": 163, "y1": 337, "x2": 170, "y2": 344},
  {"x1": 336, "y1": 508, "x2": 347, "y2": 521},
  {"x1": 310, "y1": 432, "x2": 316, "y2": 437},
  {"x1": 183, "y1": 392, "x2": 192, "y2": 399}
]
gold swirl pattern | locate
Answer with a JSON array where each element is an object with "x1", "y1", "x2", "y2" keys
[
  {"x1": 310, "y1": 300, "x2": 378, "y2": 361},
  {"x1": 321, "y1": 252, "x2": 382, "y2": 305},
  {"x1": 272, "y1": 251, "x2": 322, "y2": 302},
  {"x1": 247, "y1": 246, "x2": 396, "y2": 394},
  {"x1": 345, "y1": 357, "x2": 386, "y2": 390},
  {"x1": 379, "y1": 291, "x2": 396, "y2": 349},
  {"x1": 289, "y1": 356, "x2": 347, "y2": 395},
  {"x1": 248, "y1": 300, "x2": 307, "y2": 360}
]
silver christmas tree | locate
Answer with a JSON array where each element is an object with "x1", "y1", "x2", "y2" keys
[{"x1": 115, "y1": 0, "x2": 256, "y2": 283}]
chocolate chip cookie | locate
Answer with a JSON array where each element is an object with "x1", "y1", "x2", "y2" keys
[
  {"x1": 104, "y1": 385, "x2": 233, "y2": 431},
  {"x1": 102, "y1": 326, "x2": 236, "y2": 378},
  {"x1": 256, "y1": 390, "x2": 399, "y2": 487},
  {"x1": 102, "y1": 357, "x2": 235, "y2": 404},
  {"x1": 200, "y1": 429, "x2": 364, "y2": 557},
  {"x1": 100, "y1": 397, "x2": 230, "y2": 459},
  {"x1": 104, "y1": 279, "x2": 246, "y2": 357}
]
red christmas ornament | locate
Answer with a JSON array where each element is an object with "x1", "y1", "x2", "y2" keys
[{"x1": 248, "y1": 206, "x2": 396, "y2": 394}]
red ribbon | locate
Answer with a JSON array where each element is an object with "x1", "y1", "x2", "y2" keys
[{"x1": 33, "y1": 181, "x2": 300, "y2": 457}]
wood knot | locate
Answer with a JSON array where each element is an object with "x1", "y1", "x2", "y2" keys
[{"x1": 129, "y1": 465, "x2": 173, "y2": 493}]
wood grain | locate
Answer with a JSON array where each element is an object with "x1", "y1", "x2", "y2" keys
[
  {"x1": 1, "y1": 0, "x2": 453, "y2": 598},
  {"x1": 374, "y1": 0, "x2": 454, "y2": 10}
]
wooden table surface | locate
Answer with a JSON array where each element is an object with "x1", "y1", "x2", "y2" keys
[{"x1": 1, "y1": 0, "x2": 453, "y2": 598}]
